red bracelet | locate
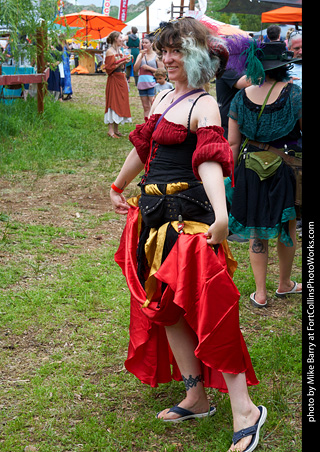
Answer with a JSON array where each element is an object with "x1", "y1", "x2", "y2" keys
[{"x1": 111, "y1": 183, "x2": 124, "y2": 194}]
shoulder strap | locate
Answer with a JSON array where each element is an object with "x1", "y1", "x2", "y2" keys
[
  {"x1": 238, "y1": 81, "x2": 278, "y2": 161},
  {"x1": 154, "y1": 89, "x2": 205, "y2": 131},
  {"x1": 257, "y1": 81, "x2": 278, "y2": 120},
  {"x1": 187, "y1": 92, "x2": 210, "y2": 133},
  {"x1": 158, "y1": 88, "x2": 174, "y2": 104}
]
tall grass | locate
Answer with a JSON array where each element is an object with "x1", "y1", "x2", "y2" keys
[{"x1": 0, "y1": 96, "x2": 133, "y2": 175}]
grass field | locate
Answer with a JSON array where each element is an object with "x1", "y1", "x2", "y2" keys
[{"x1": 0, "y1": 76, "x2": 302, "y2": 452}]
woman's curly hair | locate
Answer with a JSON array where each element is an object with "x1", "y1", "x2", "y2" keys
[{"x1": 153, "y1": 17, "x2": 229, "y2": 88}]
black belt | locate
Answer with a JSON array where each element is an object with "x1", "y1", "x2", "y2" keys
[{"x1": 139, "y1": 185, "x2": 215, "y2": 228}]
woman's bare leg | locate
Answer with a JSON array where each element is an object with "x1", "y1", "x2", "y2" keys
[
  {"x1": 157, "y1": 316, "x2": 209, "y2": 420},
  {"x1": 277, "y1": 219, "x2": 302, "y2": 293},
  {"x1": 157, "y1": 318, "x2": 264, "y2": 451},
  {"x1": 223, "y1": 372, "x2": 261, "y2": 452},
  {"x1": 140, "y1": 96, "x2": 154, "y2": 119},
  {"x1": 249, "y1": 238, "x2": 268, "y2": 305}
]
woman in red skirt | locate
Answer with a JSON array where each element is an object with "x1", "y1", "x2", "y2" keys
[{"x1": 110, "y1": 18, "x2": 267, "y2": 452}]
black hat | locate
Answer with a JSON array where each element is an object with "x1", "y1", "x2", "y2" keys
[{"x1": 259, "y1": 42, "x2": 301, "y2": 71}]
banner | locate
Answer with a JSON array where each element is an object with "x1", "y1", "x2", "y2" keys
[
  {"x1": 101, "y1": 0, "x2": 111, "y2": 16},
  {"x1": 57, "y1": 0, "x2": 64, "y2": 16},
  {"x1": 118, "y1": 0, "x2": 129, "y2": 22}
]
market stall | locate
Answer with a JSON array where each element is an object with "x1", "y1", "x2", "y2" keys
[{"x1": 261, "y1": 6, "x2": 302, "y2": 24}]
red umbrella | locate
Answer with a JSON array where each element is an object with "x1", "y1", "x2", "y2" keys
[{"x1": 55, "y1": 10, "x2": 127, "y2": 40}]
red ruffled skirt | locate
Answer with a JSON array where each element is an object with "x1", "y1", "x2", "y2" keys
[{"x1": 115, "y1": 203, "x2": 259, "y2": 392}]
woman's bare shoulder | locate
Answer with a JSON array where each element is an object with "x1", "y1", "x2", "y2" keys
[
  {"x1": 106, "y1": 48, "x2": 116, "y2": 56},
  {"x1": 193, "y1": 93, "x2": 221, "y2": 128}
]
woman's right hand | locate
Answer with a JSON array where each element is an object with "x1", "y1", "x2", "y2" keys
[
  {"x1": 110, "y1": 190, "x2": 130, "y2": 215},
  {"x1": 204, "y1": 217, "x2": 229, "y2": 246}
]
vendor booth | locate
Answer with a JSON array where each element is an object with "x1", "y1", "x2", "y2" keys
[{"x1": 261, "y1": 6, "x2": 302, "y2": 24}]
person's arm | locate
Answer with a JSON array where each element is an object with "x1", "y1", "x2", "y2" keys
[
  {"x1": 110, "y1": 148, "x2": 145, "y2": 215},
  {"x1": 193, "y1": 96, "x2": 229, "y2": 245},
  {"x1": 198, "y1": 161, "x2": 229, "y2": 245},
  {"x1": 133, "y1": 51, "x2": 144, "y2": 72},
  {"x1": 227, "y1": 117, "x2": 242, "y2": 162},
  {"x1": 234, "y1": 75, "x2": 251, "y2": 90}
]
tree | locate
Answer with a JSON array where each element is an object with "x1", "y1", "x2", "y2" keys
[
  {"x1": 230, "y1": 13, "x2": 240, "y2": 26},
  {"x1": 0, "y1": 0, "x2": 67, "y2": 66},
  {"x1": 205, "y1": 0, "x2": 262, "y2": 32}
]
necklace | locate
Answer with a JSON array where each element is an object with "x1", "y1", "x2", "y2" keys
[
  {"x1": 170, "y1": 89, "x2": 193, "y2": 104},
  {"x1": 112, "y1": 45, "x2": 120, "y2": 54}
]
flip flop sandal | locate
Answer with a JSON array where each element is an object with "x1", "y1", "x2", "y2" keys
[
  {"x1": 107, "y1": 133, "x2": 120, "y2": 139},
  {"x1": 250, "y1": 292, "x2": 267, "y2": 308},
  {"x1": 156, "y1": 405, "x2": 216, "y2": 423},
  {"x1": 232, "y1": 405, "x2": 267, "y2": 452},
  {"x1": 275, "y1": 281, "x2": 302, "y2": 298}
]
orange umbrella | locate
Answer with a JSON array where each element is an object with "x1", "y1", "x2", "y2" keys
[
  {"x1": 55, "y1": 10, "x2": 127, "y2": 40},
  {"x1": 217, "y1": 23, "x2": 249, "y2": 37}
]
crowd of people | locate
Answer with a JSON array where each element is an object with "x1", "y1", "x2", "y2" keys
[{"x1": 108, "y1": 17, "x2": 302, "y2": 452}]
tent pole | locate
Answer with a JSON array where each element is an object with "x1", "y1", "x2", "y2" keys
[
  {"x1": 180, "y1": 0, "x2": 184, "y2": 17},
  {"x1": 146, "y1": 6, "x2": 150, "y2": 33}
]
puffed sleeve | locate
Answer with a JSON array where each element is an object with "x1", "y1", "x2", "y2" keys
[
  {"x1": 192, "y1": 125, "x2": 234, "y2": 180},
  {"x1": 129, "y1": 115, "x2": 159, "y2": 164},
  {"x1": 104, "y1": 55, "x2": 116, "y2": 75}
]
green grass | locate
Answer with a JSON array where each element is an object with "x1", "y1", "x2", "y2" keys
[
  {"x1": 0, "y1": 91, "x2": 136, "y2": 178},
  {"x1": 0, "y1": 80, "x2": 302, "y2": 451}
]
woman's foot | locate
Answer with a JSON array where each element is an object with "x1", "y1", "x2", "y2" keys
[
  {"x1": 107, "y1": 133, "x2": 120, "y2": 138},
  {"x1": 250, "y1": 292, "x2": 267, "y2": 308},
  {"x1": 228, "y1": 405, "x2": 263, "y2": 452},
  {"x1": 157, "y1": 397, "x2": 210, "y2": 421},
  {"x1": 276, "y1": 280, "x2": 302, "y2": 297}
]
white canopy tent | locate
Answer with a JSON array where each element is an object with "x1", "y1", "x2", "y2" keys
[
  {"x1": 122, "y1": 1, "x2": 225, "y2": 36},
  {"x1": 122, "y1": 0, "x2": 175, "y2": 34}
]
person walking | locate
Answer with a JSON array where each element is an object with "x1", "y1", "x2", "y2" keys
[{"x1": 110, "y1": 18, "x2": 267, "y2": 452}]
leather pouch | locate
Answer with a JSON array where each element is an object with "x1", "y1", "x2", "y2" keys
[{"x1": 245, "y1": 151, "x2": 282, "y2": 181}]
